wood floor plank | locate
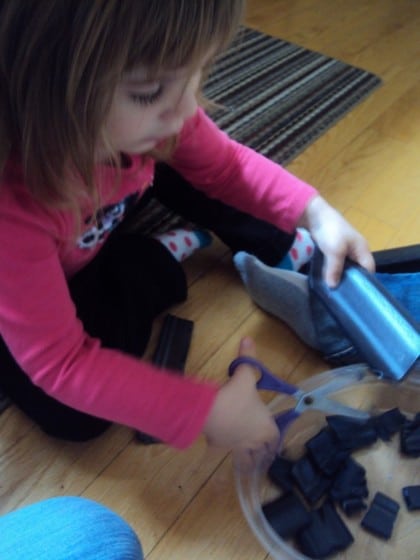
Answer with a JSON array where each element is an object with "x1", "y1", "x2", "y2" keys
[
  {"x1": 289, "y1": 68, "x2": 420, "y2": 184},
  {"x1": 169, "y1": 258, "x2": 256, "y2": 374},
  {"x1": 286, "y1": 19, "x2": 420, "y2": 183},
  {"x1": 0, "y1": 421, "x2": 133, "y2": 514},
  {"x1": 146, "y1": 456, "x2": 268, "y2": 560},
  {"x1": 81, "y1": 438, "x2": 227, "y2": 554},
  {"x1": 370, "y1": 82, "x2": 420, "y2": 146}
]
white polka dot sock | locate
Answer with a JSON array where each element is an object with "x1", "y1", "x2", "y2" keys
[
  {"x1": 277, "y1": 227, "x2": 315, "y2": 271},
  {"x1": 154, "y1": 228, "x2": 212, "y2": 262}
]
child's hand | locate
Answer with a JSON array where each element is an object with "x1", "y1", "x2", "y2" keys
[
  {"x1": 299, "y1": 195, "x2": 375, "y2": 287},
  {"x1": 203, "y1": 337, "x2": 280, "y2": 459}
]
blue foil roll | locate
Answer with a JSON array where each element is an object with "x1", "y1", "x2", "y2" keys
[{"x1": 309, "y1": 247, "x2": 420, "y2": 381}]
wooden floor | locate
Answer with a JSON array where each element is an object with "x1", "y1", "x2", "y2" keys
[{"x1": 1, "y1": 1, "x2": 419, "y2": 558}]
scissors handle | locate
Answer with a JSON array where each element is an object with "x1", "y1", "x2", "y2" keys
[
  {"x1": 228, "y1": 357, "x2": 298, "y2": 395},
  {"x1": 274, "y1": 408, "x2": 301, "y2": 432}
]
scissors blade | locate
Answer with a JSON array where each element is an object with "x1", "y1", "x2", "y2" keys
[
  {"x1": 295, "y1": 393, "x2": 370, "y2": 419},
  {"x1": 292, "y1": 364, "x2": 371, "y2": 418},
  {"x1": 299, "y1": 364, "x2": 371, "y2": 400}
]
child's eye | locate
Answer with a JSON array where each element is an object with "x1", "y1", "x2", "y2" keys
[{"x1": 129, "y1": 85, "x2": 163, "y2": 106}]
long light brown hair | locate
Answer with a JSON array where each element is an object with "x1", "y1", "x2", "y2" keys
[{"x1": 0, "y1": 0, "x2": 245, "y2": 211}]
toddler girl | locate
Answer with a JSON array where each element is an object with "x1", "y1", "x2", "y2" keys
[{"x1": 0, "y1": 1, "x2": 374, "y2": 455}]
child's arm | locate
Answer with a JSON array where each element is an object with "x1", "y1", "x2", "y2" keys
[
  {"x1": 171, "y1": 107, "x2": 316, "y2": 234},
  {"x1": 0, "y1": 206, "x2": 216, "y2": 448},
  {"x1": 0, "y1": 164, "x2": 278, "y2": 452},
  {"x1": 171, "y1": 108, "x2": 374, "y2": 282},
  {"x1": 0, "y1": 198, "x2": 278, "y2": 452}
]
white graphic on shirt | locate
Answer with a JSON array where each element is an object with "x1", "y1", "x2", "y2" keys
[{"x1": 77, "y1": 193, "x2": 139, "y2": 249}]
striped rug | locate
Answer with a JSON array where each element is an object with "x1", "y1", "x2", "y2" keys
[
  {"x1": 137, "y1": 27, "x2": 382, "y2": 233},
  {"x1": 205, "y1": 27, "x2": 382, "y2": 165}
]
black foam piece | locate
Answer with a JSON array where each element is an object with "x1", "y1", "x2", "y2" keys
[
  {"x1": 371, "y1": 408, "x2": 406, "y2": 441},
  {"x1": 305, "y1": 427, "x2": 350, "y2": 475},
  {"x1": 329, "y1": 458, "x2": 368, "y2": 502},
  {"x1": 361, "y1": 492, "x2": 400, "y2": 540},
  {"x1": 326, "y1": 415, "x2": 367, "y2": 438},
  {"x1": 400, "y1": 415, "x2": 420, "y2": 457},
  {"x1": 326, "y1": 415, "x2": 378, "y2": 451},
  {"x1": 136, "y1": 314, "x2": 194, "y2": 444},
  {"x1": 152, "y1": 313, "x2": 194, "y2": 370},
  {"x1": 291, "y1": 455, "x2": 332, "y2": 505},
  {"x1": 330, "y1": 458, "x2": 368, "y2": 517},
  {"x1": 296, "y1": 501, "x2": 354, "y2": 558},
  {"x1": 267, "y1": 456, "x2": 295, "y2": 492},
  {"x1": 340, "y1": 497, "x2": 367, "y2": 516},
  {"x1": 402, "y1": 486, "x2": 420, "y2": 511},
  {"x1": 262, "y1": 492, "x2": 311, "y2": 539}
]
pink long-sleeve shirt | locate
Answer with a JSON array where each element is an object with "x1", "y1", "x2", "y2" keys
[{"x1": 0, "y1": 108, "x2": 317, "y2": 448}]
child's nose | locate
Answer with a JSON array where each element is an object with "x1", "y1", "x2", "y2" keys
[
  {"x1": 160, "y1": 81, "x2": 198, "y2": 129},
  {"x1": 177, "y1": 85, "x2": 199, "y2": 121}
]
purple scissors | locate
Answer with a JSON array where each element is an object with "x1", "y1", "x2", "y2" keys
[{"x1": 228, "y1": 357, "x2": 370, "y2": 432}]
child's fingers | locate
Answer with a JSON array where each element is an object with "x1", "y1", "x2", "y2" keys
[
  {"x1": 350, "y1": 240, "x2": 376, "y2": 273},
  {"x1": 233, "y1": 447, "x2": 269, "y2": 474},
  {"x1": 238, "y1": 336, "x2": 256, "y2": 357},
  {"x1": 323, "y1": 252, "x2": 344, "y2": 288},
  {"x1": 233, "y1": 337, "x2": 260, "y2": 384},
  {"x1": 324, "y1": 237, "x2": 376, "y2": 287}
]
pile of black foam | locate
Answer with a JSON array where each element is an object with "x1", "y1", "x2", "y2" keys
[{"x1": 262, "y1": 409, "x2": 420, "y2": 559}]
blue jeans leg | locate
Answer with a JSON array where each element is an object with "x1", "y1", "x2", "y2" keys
[
  {"x1": 0, "y1": 497, "x2": 143, "y2": 560},
  {"x1": 377, "y1": 272, "x2": 420, "y2": 323}
]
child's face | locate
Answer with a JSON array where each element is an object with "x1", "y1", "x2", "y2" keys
[{"x1": 101, "y1": 64, "x2": 202, "y2": 158}]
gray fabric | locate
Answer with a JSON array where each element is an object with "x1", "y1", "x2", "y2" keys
[
  {"x1": 234, "y1": 251, "x2": 420, "y2": 373},
  {"x1": 233, "y1": 251, "x2": 319, "y2": 348}
]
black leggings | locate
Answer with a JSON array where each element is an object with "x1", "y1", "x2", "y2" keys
[{"x1": 0, "y1": 164, "x2": 295, "y2": 441}]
